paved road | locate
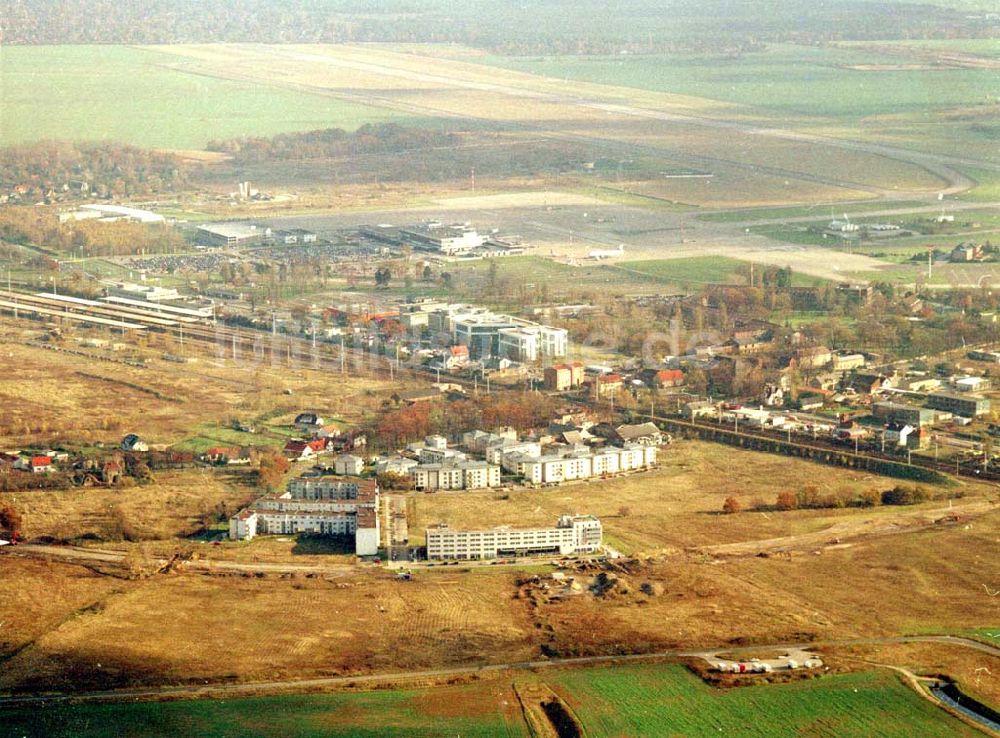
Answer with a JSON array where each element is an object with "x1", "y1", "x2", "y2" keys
[{"x1": 0, "y1": 635, "x2": 994, "y2": 707}]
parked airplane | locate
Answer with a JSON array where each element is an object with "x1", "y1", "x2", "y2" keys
[{"x1": 588, "y1": 244, "x2": 625, "y2": 259}]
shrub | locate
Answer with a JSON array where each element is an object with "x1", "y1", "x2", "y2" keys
[
  {"x1": 775, "y1": 491, "x2": 798, "y2": 511},
  {"x1": 722, "y1": 496, "x2": 742, "y2": 514}
]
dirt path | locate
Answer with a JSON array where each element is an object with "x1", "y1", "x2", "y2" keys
[{"x1": 5, "y1": 544, "x2": 356, "y2": 576}]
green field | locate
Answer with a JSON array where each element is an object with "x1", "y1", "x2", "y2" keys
[
  {"x1": 841, "y1": 38, "x2": 1000, "y2": 57},
  {"x1": 0, "y1": 46, "x2": 415, "y2": 149},
  {"x1": 483, "y1": 45, "x2": 999, "y2": 119},
  {"x1": 619, "y1": 256, "x2": 828, "y2": 287},
  {"x1": 551, "y1": 664, "x2": 980, "y2": 738},
  {"x1": 2, "y1": 665, "x2": 980, "y2": 738},
  {"x1": 958, "y1": 168, "x2": 1000, "y2": 202},
  {"x1": 0, "y1": 687, "x2": 529, "y2": 738},
  {"x1": 447, "y1": 254, "x2": 816, "y2": 295}
]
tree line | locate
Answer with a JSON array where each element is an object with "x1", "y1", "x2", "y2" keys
[
  {"x1": 1, "y1": 141, "x2": 187, "y2": 202},
  {"x1": 206, "y1": 124, "x2": 460, "y2": 164},
  {"x1": 3, "y1": 0, "x2": 990, "y2": 48}
]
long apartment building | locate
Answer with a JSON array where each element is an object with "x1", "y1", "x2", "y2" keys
[
  {"x1": 503, "y1": 444, "x2": 657, "y2": 484},
  {"x1": 229, "y1": 476, "x2": 380, "y2": 556},
  {"x1": 425, "y1": 514, "x2": 602, "y2": 560}
]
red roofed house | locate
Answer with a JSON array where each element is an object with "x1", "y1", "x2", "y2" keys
[
  {"x1": 651, "y1": 369, "x2": 685, "y2": 389},
  {"x1": 445, "y1": 344, "x2": 470, "y2": 369},
  {"x1": 284, "y1": 441, "x2": 315, "y2": 462},
  {"x1": 17, "y1": 455, "x2": 54, "y2": 473}
]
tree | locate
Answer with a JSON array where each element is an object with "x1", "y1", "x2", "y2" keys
[
  {"x1": 0, "y1": 503, "x2": 22, "y2": 539},
  {"x1": 858, "y1": 488, "x2": 881, "y2": 508},
  {"x1": 775, "y1": 490, "x2": 798, "y2": 511},
  {"x1": 376, "y1": 472, "x2": 414, "y2": 491},
  {"x1": 617, "y1": 505, "x2": 632, "y2": 518},
  {"x1": 722, "y1": 496, "x2": 742, "y2": 514},
  {"x1": 257, "y1": 451, "x2": 290, "y2": 490}
]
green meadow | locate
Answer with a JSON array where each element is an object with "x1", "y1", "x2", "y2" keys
[
  {"x1": 482, "y1": 44, "x2": 999, "y2": 119},
  {"x1": 551, "y1": 663, "x2": 982, "y2": 737},
  {"x1": 0, "y1": 46, "x2": 414, "y2": 149}
]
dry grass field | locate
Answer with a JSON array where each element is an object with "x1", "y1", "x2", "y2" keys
[
  {"x1": 511, "y1": 507, "x2": 1000, "y2": 661},
  {"x1": 0, "y1": 326, "x2": 398, "y2": 450},
  {"x1": 1, "y1": 504, "x2": 995, "y2": 694},
  {"x1": 0, "y1": 437, "x2": 993, "y2": 694},
  {"x1": 0, "y1": 558, "x2": 126, "y2": 665},
  {"x1": 0, "y1": 467, "x2": 257, "y2": 541},
  {"x1": 0, "y1": 567, "x2": 537, "y2": 693}
]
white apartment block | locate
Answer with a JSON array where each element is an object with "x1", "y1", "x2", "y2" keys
[
  {"x1": 487, "y1": 440, "x2": 542, "y2": 466},
  {"x1": 409, "y1": 460, "x2": 501, "y2": 491},
  {"x1": 426, "y1": 514, "x2": 602, "y2": 560},
  {"x1": 419, "y1": 446, "x2": 467, "y2": 464},
  {"x1": 229, "y1": 476, "x2": 380, "y2": 556},
  {"x1": 463, "y1": 428, "x2": 519, "y2": 453},
  {"x1": 504, "y1": 444, "x2": 656, "y2": 484}
]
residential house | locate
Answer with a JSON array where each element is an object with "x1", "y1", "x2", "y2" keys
[
  {"x1": 844, "y1": 371, "x2": 891, "y2": 395},
  {"x1": 729, "y1": 335, "x2": 772, "y2": 355},
  {"x1": 592, "y1": 374, "x2": 624, "y2": 399},
  {"x1": 950, "y1": 243, "x2": 983, "y2": 262},
  {"x1": 334, "y1": 454, "x2": 365, "y2": 476},
  {"x1": 615, "y1": 422, "x2": 664, "y2": 447},
  {"x1": 649, "y1": 368, "x2": 685, "y2": 389},
  {"x1": 794, "y1": 346, "x2": 832, "y2": 370},
  {"x1": 17, "y1": 455, "x2": 54, "y2": 473},
  {"x1": 294, "y1": 412, "x2": 325, "y2": 432},
  {"x1": 120, "y1": 434, "x2": 148, "y2": 453},
  {"x1": 445, "y1": 344, "x2": 470, "y2": 369},
  {"x1": 544, "y1": 362, "x2": 586, "y2": 391},
  {"x1": 285, "y1": 438, "x2": 327, "y2": 461}
]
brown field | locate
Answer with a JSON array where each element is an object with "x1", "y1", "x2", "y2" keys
[
  {"x1": 0, "y1": 467, "x2": 257, "y2": 541},
  {"x1": 0, "y1": 557, "x2": 125, "y2": 664},
  {"x1": 0, "y1": 567, "x2": 536, "y2": 692},
  {"x1": 0, "y1": 326, "x2": 398, "y2": 449}
]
